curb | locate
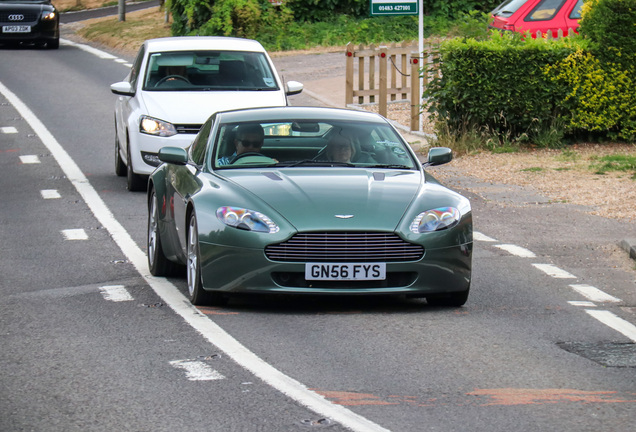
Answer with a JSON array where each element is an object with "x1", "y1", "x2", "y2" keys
[{"x1": 619, "y1": 238, "x2": 636, "y2": 261}]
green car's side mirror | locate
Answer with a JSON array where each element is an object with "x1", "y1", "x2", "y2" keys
[
  {"x1": 158, "y1": 147, "x2": 188, "y2": 165},
  {"x1": 425, "y1": 147, "x2": 453, "y2": 167}
]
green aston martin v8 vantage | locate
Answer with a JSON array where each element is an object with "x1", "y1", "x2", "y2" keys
[{"x1": 147, "y1": 107, "x2": 472, "y2": 306}]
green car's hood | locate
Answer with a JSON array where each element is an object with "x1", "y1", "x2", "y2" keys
[{"x1": 222, "y1": 168, "x2": 423, "y2": 231}]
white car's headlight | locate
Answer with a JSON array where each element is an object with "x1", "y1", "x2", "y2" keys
[
  {"x1": 410, "y1": 207, "x2": 461, "y2": 233},
  {"x1": 216, "y1": 206, "x2": 279, "y2": 234},
  {"x1": 140, "y1": 116, "x2": 177, "y2": 137}
]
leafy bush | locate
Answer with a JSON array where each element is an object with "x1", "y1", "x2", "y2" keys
[
  {"x1": 424, "y1": 33, "x2": 576, "y2": 147},
  {"x1": 544, "y1": 0, "x2": 636, "y2": 141},
  {"x1": 578, "y1": 0, "x2": 636, "y2": 69},
  {"x1": 546, "y1": 49, "x2": 636, "y2": 141}
]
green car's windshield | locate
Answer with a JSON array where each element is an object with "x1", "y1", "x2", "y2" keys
[
  {"x1": 142, "y1": 50, "x2": 279, "y2": 91},
  {"x1": 212, "y1": 119, "x2": 417, "y2": 169}
]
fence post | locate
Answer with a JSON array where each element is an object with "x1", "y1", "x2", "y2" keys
[
  {"x1": 345, "y1": 43, "x2": 354, "y2": 106},
  {"x1": 368, "y1": 44, "x2": 375, "y2": 104},
  {"x1": 410, "y1": 53, "x2": 420, "y2": 132},
  {"x1": 379, "y1": 46, "x2": 388, "y2": 118}
]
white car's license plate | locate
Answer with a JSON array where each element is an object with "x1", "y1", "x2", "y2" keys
[
  {"x1": 305, "y1": 263, "x2": 386, "y2": 281},
  {"x1": 2, "y1": 25, "x2": 31, "y2": 33}
]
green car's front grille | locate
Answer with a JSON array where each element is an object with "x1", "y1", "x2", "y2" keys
[{"x1": 265, "y1": 232, "x2": 424, "y2": 262}]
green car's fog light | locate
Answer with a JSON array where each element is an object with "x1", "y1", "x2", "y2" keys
[
  {"x1": 217, "y1": 206, "x2": 279, "y2": 233},
  {"x1": 410, "y1": 207, "x2": 460, "y2": 233}
]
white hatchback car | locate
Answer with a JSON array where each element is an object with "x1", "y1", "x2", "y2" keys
[{"x1": 110, "y1": 36, "x2": 303, "y2": 191}]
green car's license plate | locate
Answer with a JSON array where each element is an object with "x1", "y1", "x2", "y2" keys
[
  {"x1": 2, "y1": 25, "x2": 31, "y2": 33},
  {"x1": 305, "y1": 263, "x2": 386, "y2": 281}
]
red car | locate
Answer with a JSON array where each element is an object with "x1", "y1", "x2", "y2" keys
[{"x1": 490, "y1": 0, "x2": 584, "y2": 38}]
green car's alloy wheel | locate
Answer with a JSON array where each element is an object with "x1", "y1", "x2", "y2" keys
[
  {"x1": 187, "y1": 213, "x2": 226, "y2": 306},
  {"x1": 147, "y1": 190, "x2": 177, "y2": 276}
]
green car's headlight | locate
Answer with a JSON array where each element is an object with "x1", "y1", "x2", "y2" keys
[
  {"x1": 216, "y1": 206, "x2": 279, "y2": 234},
  {"x1": 140, "y1": 115, "x2": 177, "y2": 137},
  {"x1": 410, "y1": 207, "x2": 461, "y2": 233}
]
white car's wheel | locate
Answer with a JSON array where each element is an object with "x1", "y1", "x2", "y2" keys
[
  {"x1": 115, "y1": 132, "x2": 126, "y2": 177},
  {"x1": 126, "y1": 137, "x2": 146, "y2": 192}
]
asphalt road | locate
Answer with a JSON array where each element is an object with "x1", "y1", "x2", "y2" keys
[{"x1": 1, "y1": 36, "x2": 635, "y2": 432}]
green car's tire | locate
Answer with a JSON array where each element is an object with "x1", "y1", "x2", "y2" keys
[
  {"x1": 427, "y1": 285, "x2": 470, "y2": 307},
  {"x1": 187, "y1": 213, "x2": 227, "y2": 306},
  {"x1": 147, "y1": 190, "x2": 179, "y2": 276}
]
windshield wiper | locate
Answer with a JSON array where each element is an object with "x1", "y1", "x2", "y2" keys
[
  {"x1": 366, "y1": 164, "x2": 413, "y2": 169},
  {"x1": 273, "y1": 160, "x2": 355, "y2": 167}
]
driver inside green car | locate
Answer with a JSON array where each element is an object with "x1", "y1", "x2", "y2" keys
[{"x1": 218, "y1": 123, "x2": 265, "y2": 165}]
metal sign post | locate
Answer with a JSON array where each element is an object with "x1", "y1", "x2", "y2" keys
[{"x1": 370, "y1": 1, "x2": 423, "y2": 131}]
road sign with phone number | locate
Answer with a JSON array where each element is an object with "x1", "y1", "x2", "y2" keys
[{"x1": 370, "y1": 0, "x2": 418, "y2": 16}]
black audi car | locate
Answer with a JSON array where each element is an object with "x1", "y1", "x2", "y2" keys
[{"x1": 0, "y1": 0, "x2": 59, "y2": 49}]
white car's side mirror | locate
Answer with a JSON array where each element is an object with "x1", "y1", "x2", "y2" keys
[
  {"x1": 110, "y1": 81, "x2": 134, "y2": 96},
  {"x1": 285, "y1": 81, "x2": 303, "y2": 96}
]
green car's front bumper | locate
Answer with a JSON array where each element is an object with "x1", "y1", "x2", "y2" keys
[{"x1": 198, "y1": 241, "x2": 472, "y2": 296}]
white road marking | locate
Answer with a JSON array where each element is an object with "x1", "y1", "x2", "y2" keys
[
  {"x1": 568, "y1": 301, "x2": 597, "y2": 307},
  {"x1": 494, "y1": 244, "x2": 536, "y2": 258},
  {"x1": 474, "y1": 231, "x2": 497, "y2": 242},
  {"x1": 569, "y1": 284, "x2": 621, "y2": 303},
  {"x1": 19, "y1": 155, "x2": 40, "y2": 164},
  {"x1": 61, "y1": 38, "x2": 131, "y2": 68},
  {"x1": 61, "y1": 38, "x2": 117, "y2": 59},
  {"x1": 1, "y1": 126, "x2": 18, "y2": 133},
  {"x1": 0, "y1": 80, "x2": 391, "y2": 432},
  {"x1": 532, "y1": 263, "x2": 577, "y2": 279},
  {"x1": 41, "y1": 189, "x2": 61, "y2": 199},
  {"x1": 169, "y1": 359, "x2": 226, "y2": 381},
  {"x1": 99, "y1": 285, "x2": 133, "y2": 302},
  {"x1": 586, "y1": 310, "x2": 636, "y2": 342},
  {"x1": 62, "y1": 229, "x2": 88, "y2": 240}
]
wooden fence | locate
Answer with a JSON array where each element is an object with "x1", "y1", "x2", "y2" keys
[{"x1": 345, "y1": 40, "x2": 441, "y2": 132}]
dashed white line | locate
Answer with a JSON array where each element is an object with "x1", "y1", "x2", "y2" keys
[
  {"x1": 568, "y1": 301, "x2": 597, "y2": 307},
  {"x1": 1, "y1": 126, "x2": 18, "y2": 134},
  {"x1": 99, "y1": 285, "x2": 133, "y2": 302},
  {"x1": 41, "y1": 189, "x2": 61, "y2": 199},
  {"x1": 19, "y1": 155, "x2": 40, "y2": 164},
  {"x1": 169, "y1": 359, "x2": 226, "y2": 381},
  {"x1": 474, "y1": 231, "x2": 497, "y2": 242},
  {"x1": 569, "y1": 284, "x2": 621, "y2": 303},
  {"x1": 532, "y1": 263, "x2": 577, "y2": 279},
  {"x1": 586, "y1": 310, "x2": 636, "y2": 342},
  {"x1": 494, "y1": 244, "x2": 536, "y2": 258},
  {"x1": 1, "y1": 79, "x2": 391, "y2": 432},
  {"x1": 61, "y1": 229, "x2": 88, "y2": 240},
  {"x1": 61, "y1": 38, "x2": 117, "y2": 59}
]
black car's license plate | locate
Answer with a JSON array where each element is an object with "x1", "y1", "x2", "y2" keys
[
  {"x1": 305, "y1": 263, "x2": 386, "y2": 281},
  {"x1": 2, "y1": 25, "x2": 31, "y2": 33}
]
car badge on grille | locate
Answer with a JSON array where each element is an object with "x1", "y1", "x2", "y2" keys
[
  {"x1": 9, "y1": 14, "x2": 25, "y2": 21},
  {"x1": 335, "y1": 214, "x2": 354, "y2": 219}
]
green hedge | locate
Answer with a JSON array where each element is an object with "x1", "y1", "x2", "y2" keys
[
  {"x1": 424, "y1": 34, "x2": 576, "y2": 141},
  {"x1": 425, "y1": 0, "x2": 636, "y2": 143}
]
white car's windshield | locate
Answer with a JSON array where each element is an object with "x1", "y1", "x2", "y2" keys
[{"x1": 143, "y1": 50, "x2": 280, "y2": 92}]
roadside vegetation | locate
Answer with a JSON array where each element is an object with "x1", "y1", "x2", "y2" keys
[{"x1": 60, "y1": 0, "x2": 634, "y2": 176}]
